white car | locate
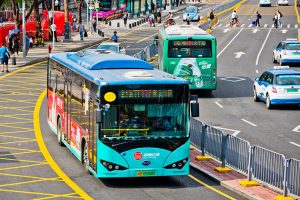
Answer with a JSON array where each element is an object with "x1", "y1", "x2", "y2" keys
[
  {"x1": 97, "y1": 42, "x2": 126, "y2": 54},
  {"x1": 259, "y1": 0, "x2": 271, "y2": 6},
  {"x1": 253, "y1": 66, "x2": 300, "y2": 109},
  {"x1": 272, "y1": 40, "x2": 300, "y2": 65},
  {"x1": 278, "y1": 0, "x2": 288, "y2": 5},
  {"x1": 183, "y1": 6, "x2": 200, "y2": 21}
]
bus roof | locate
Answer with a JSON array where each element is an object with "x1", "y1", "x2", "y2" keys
[
  {"x1": 50, "y1": 51, "x2": 189, "y2": 86},
  {"x1": 160, "y1": 25, "x2": 215, "y2": 39}
]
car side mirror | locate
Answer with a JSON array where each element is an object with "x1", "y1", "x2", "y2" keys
[
  {"x1": 190, "y1": 95, "x2": 199, "y2": 118},
  {"x1": 96, "y1": 109, "x2": 102, "y2": 123}
]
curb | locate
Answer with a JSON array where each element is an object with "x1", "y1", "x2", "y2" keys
[{"x1": 11, "y1": 38, "x2": 107, "y2": 69}]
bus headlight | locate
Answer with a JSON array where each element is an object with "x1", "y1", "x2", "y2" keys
[
  {"x1": 100, "y1": 159, "x2": 128, "y2": 171},
  {"x1": 164, "y1": 158, "x2": 188, "y2": 169}
]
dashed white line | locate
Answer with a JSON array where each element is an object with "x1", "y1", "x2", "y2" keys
[
  {"x1": 292, "y1": 125, "x2": 300, "y2": 133},
  {"x1": 290, "y1": 142, "x2": 300, "y2": 148},
  {"x1": 287, "y1": 24, "x2": 290, "y2": 28},
  {"x1": 248, "y1": 24, "x2": 252, "y2": 27},
  {"x1": 217, "y1": 29, "x2": 243, "y2": 58},
  {"x1": 241, "y1": 24, "x2": 245, "y2": 27},
  {"x1": 213, "y1": 126, "x2": 241, "y2": 136},
  {"x1": 256, "y1": 28, "x2": 271, "y2": 65},
  {"x1": 264, "y1": 24, "x2": 268, "y2": 28},
  {"x1": 295, "y1": 24, "x2": 298, "y2": 28},
  {"x1": 215, "y1": 101, "x2": 223, "y2": 108},
  {"x1": 241, "y1": 119, "x2": 257, "y2": 127},
  {"x1": 225, "y1": 24, "x2": 230, "y2": 28}
]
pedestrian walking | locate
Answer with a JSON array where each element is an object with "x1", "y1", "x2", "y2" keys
[
  {"x1": 123, "y1": 11, "x2": 128, "y2": 27},
  {"x1": 277, "y1": 10, "x2": 283, "y2": 27},
  {"x1": 25, "y1": 35, "x2": 30, "y2": 55},
  {"x1": 256, "y1": 11, "x2": 261, "y2": 27},
  {"x1": 78, "y1": 22, "x2": 85, "y2": 41},
  {"x1": 149, "y1": 13, "x2": 155, "y2": 27},
  {"x1": 209, "y1": 10, "x2": 215, "y2": 20},
  {"x1": 157, "y1": 9, "x2": 161, "y2": 23},
  {"x1": 273, "y1": 13, "x2": 278, "y2": 28},
  {"x1": 92, "y1": 17, "x2": 97, "y2": 33},
  {"x1": 0, "y1": 43, "x2": 10, "y2": 73},
  {"x1": 72, "y1": 14, "x2": 78, "y2": 31},
  {"x1": 50, "y1": 23, "x2": 58, "y2": 42},
  {"x1": 186, "y1": 14, "x2": 190, "y2": 25},
  {"x1": 151, "y1": 2, "x2": 155, "y2": 12},
  {"x1": 12, "y1": 34, "x2": 20, "y2": 55}
]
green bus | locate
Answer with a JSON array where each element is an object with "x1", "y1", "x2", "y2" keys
[{"x1": 157, "y1": 25, "x2": 217, "y2": 91}]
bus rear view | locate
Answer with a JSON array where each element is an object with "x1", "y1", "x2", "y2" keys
[{"x1": 158, "y1": 25, "x2": 217, "y2": 91}]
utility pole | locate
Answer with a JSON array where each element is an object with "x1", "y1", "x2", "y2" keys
[
  {"x1": 52, "y1": 0, "x2": 55, "y2": 49},
  {"x1": 87, "y1": 0, "x2": 89, "y2": 30},
  {"x1": 22, "y1": 0, "x2": 26, "y2": 58}
]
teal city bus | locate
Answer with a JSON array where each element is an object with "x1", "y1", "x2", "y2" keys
[
  {"x1": 157, "y1": 25, "x2": 217, "y2": 91},
  {"x1": 47, "y1": 50, "x2": 199, "y2": 178}
]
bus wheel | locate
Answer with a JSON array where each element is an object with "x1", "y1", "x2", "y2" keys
[
  {"x1": 82, "y1": 142, "x2": 90, "y2": 172},
  {"x1": 57, "y1": 119, "x2": 64, "y2": 146}
]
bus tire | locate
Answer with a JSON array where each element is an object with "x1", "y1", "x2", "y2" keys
[
  {"x1": 82, "y1": 141, "x2": 90, "y2": 173},
  {"x1": 57, "y1": 118, "x2": 64, "y2": 146}
]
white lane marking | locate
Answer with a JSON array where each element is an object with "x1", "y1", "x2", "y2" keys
[
  {"x1": 217, "y1": 29, "x2": 243, "y2": 58},
  {"x1": 225, "y1": 24, "x2": 230, "y2": 28},
  {"x1": 215, "y1": 101, "x2": 223, "y2": 108},
  {"x1": 174, "y1": 16, "x2": 180, "y2": 19},
  {"x1": 248, "y1": 24, "x2": 252, "y2": 27},
  {"x1": 241, "y1": 24, "x2": 245, "y2": 27},
  {"x1": 213, "y1": 126, "x2": 241, "y2": 136},
  {"x1": 256, "y1": 28, "x2": 272, "y2": 65},
  {"x1": 223, "y1": 28, "x2": 230, "y2": 33},
  {"x1": 220, "y1": 76, "x2": 246, "y2": 82},
  {"x1": 281, "y1": 29, "x2": 288, "y2": 34},
  {"x1": 252, "y1": 28, "x2": 259, "y2": 33},
  {"x1": 292, "y1": 125, "x2": 300, "y2": 132},
  {"x1": 295, "y1": 24, "x2": 298, "y2": 28},
  {"x1": 271, "y1": 24, "x2": 274, "y2": 28},
  {"x1": 241, "y1": 119, "x2": 257, "y2": 127},
  {"x1": 287, "y1": 24, "x2": 290, "y2": 28},
  {"x1": 264, "y1": 24, "x2": 268, "y2": 28},
  {"x1": 256, "y1": 69, "x2": 259, "y2": 74},
  {"x1": 234, "y1": 51, "x2": 245, "y2": 58},
  {"x1": 290, "y1": 142, "x2": 300, "y2": 148}
]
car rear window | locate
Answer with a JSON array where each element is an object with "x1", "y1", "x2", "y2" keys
[
  {"x1": 286, "y1": 43, "x2": 300, "y2": 50},
  {"x1": 185, "y1": 7, "x2": 197, "y2": 13},
  {"x1": 275, "y1": 74, "x2": 300, "y2": 85}
]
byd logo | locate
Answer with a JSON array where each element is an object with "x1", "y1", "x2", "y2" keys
[{"x1": 134, "y1": 152, "x2": 142, "y2": 160}]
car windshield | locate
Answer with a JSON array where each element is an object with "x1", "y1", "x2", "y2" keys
[
  {"x1": 286, "y1": 43, "x2": 300, "y2": 50},
  {"x1": 97, "y1": 45, "x2": 118, "y2": 52},
  {"x1": 275, "y1": 74, "x2": 300, "y2": 85},
  {"x1": 185, "y1": 7, "x2": 197, "y2": 13}
]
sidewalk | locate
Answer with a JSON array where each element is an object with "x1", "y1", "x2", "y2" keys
[
  {"x1": 0, "y1": 31, "x2": 106, "y2": 75},
  {"x1": 190, "y1": 147, "x2": 297, "y2": 200}
]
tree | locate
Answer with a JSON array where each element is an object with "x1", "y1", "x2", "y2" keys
[
  {"x1": 72, "y1": 0, "x2": 84, "y2": 23},
  {"x1": 11, "y1": 0, "x2": 35, "y2": 29}
]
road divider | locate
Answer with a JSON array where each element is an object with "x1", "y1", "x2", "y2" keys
[{"x1": 190, "y1": 118, "x2": 300, "y2": 199}]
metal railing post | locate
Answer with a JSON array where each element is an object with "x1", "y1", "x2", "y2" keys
[
  {"x1": 247, "y1": 146, "x2": 254, "y2": 181},
  {"x1": 201, "y1": 124, "x2": 207, "y2": 156},
  {"x1": 221, "y1": 132, "x2": 228, "y2": 168},
  {"x1": 282, "y1": 159, "x2": 289, "y2": 197}
]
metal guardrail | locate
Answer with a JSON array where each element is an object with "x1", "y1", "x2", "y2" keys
[
  {"x1": 190, "y1": 118, "x2": 300, "y2": 198},
  {"x1": 132, "y1": 43, "x2": 157, "y2": 61}
]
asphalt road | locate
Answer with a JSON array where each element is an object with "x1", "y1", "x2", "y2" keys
[
  {"x1": 197, "y1": 0, "x2": 300, "y2": 160},
  {"x1": 0, "y1": 1, "x2": 249, "y2": 199}
]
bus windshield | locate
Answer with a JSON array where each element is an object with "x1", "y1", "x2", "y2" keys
[
  {"x1": 100, "y1": 85, "x2": 189, "y2": 140},
  {"x1": 168, "y1": 40, "x2": 212, "y2": 58}
]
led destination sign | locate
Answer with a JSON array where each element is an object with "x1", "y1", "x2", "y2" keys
[
  {"x1": 118, "y1": 89, "x2": 174, "y2": 99},
  {"x1": 170, "y1": 40, "x2": 209, "y2": 47}
]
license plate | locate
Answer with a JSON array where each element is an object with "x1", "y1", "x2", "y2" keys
[
  {"x1": 137, "y1": 170, "x2": 156, "y2": 177},
  {"x1": 286, "y1": 88, "x2": 298, "y2": 92}
]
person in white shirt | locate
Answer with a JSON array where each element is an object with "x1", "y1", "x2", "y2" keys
[
  {"x1": 50, "y1": 23, "x2": 58, "y2": 42},
  {"x1": 231, "y1": 10, "x2": 238, "y2": 25}
]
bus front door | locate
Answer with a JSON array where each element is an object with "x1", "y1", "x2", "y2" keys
[
  {"x1": 88, "y1": 100, "x2": 97, "y2": 171},
  {"x1": 64, "y1": 80, "x2": 71, "y2": 144}
]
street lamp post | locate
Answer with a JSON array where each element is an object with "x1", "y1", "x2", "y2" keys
[
  {"x1": 52, "y1": 0, "x2": 55, "y2": 49},
  {"x1": 22, "y1": 0, "x2": 26, "y2": 58}
]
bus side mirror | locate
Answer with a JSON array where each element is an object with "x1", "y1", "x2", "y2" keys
[
  {"x1": 190, "y1": 95, "x2": 199, "y2": 118},
  {"x1": 96, "y1": 109, "x2": 102, "y2": 123}
]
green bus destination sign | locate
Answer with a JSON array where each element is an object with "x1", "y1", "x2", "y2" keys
[
  {"x1": 118, "y1": 89, "x2": 174, "y2": 99},
  {"x1": 171, "y1": 40, "x2": 208, "y2": 47}
]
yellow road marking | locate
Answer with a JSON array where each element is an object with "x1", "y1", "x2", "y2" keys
[
  {"x1": 295, "y1": 0, "x2": 300, "y2": 23},
  {"x1": 0, "y1": 151, "x2": 40, "y2": 157},
  {"x1": 0, "y1": 92, "x2": 40, "y2": 97},
  {"x1": 0, "y1": 84, "x2": 44, "y2": 90},
  {"x1": 34, "y1": 90, "x2": 93, "y2": 200},
  {"x1": 0, "y1": 188, "x2": 81, "y2": 198},
  {"x1": 0, "y1": 62, "x2": 45, "y2": 80},
  {"x1": 0, "y1": 134, "x2": 33, "y2": 140},
  {"x1": 0, "y1": 139, "x2": 36, "y2": 145},
  {"x1": 0, "y1": 157, "x2": 47, "y2": 164},
  {"x1": 0, "y1": 124, "x2": 33, "y2": 131},
  {"x1": 0, "y1": 115, "x2": 32, "y2": 121},
  {"x1": 137, "y1": 32, "x2": 158, "y2": 43},
  {"x1": 188, "y1": 174, "x2": 237, "y2": 200},
  {"x1": 0, "y1": 130, "x2": 33, "y2": 136},
  {"x1": 0, "y1": 106, "x2": 34, "y2": 113},
  {"x1": 0, "y1": 172, "x2": 59, "y2": 180},
  {"x1": 0, "y1": 145, "x2": 40, "y2": 152},
  {"x1": 2, "y1": 79, "x2": 44, "y2": 86},
  {"x1": 0, "y1": 163, "x2": 48, "y2": 171},
  {"x1": 0, "y1": 177, "x2": 61, "y2": 188},
  {"x1": 34, "y1": 193, "x2": 83, "y2": 200},
  {"x1": 0, "y1": 97, "x2": 37, "y2": 104},
  {"x1": 0, "y1": 121, "x2": 32, "y2": 126}
]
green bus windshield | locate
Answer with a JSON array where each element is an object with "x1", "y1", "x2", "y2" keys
[{"x1": 168, "y1": 40, "x2": 212, "y2": 58}]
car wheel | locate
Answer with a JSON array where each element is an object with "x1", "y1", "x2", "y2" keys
[
  {"x1": 279, "y1": 57, "x2": 283, "y2": 66},
  {"x1": 272, "y1": 53, "x2": 277, "y2": 63},
  {"x1": 253, "y1": 87, "x2": 260, "y2": 102},
  {"x1": 266, "y1": 94, "x2": 272, "y2": 109},
  {"x1": 57, "y1": 119, "x2": 64, "y2": 146}
]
